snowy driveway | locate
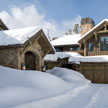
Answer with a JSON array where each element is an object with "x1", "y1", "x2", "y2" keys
[
  {"x1": 13, "y1": 84, "x2": 108, "y2": 108},
  {"x1": 13, "y1": 67, "x2": 108, "y2": 108}
]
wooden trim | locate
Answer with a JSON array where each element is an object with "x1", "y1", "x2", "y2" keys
[
  {"x1": 54, "y1": 44, "x2": 80, "y2": 47},
  {"x1": 40, "y1": 30, "x2": 55, "y2": 54},
  {"x1": 94, "y1": 32, "x2": 97, "y2": 40},
  {"x1": 0, "y1": 19, "x2": 8, "y2": 30},
  {"x1": 97, "y1": 30, "x2": 108, "y2": 34}
]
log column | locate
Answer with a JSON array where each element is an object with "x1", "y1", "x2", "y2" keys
[{"x1": 84, "y1": 40, "x2": 87, "y2": 56}]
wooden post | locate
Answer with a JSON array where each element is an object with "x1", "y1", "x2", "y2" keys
[
  {"x1": 104, "y1": 24, "x2": 107, "y2": 30},
  {"x1": 94, "y1": 32, "x2": 97, "y2": 40},
  {"x1": 79, "y1": 43, "x2": 82, "y2": 49},
  {"x1": 84, "y1": 40, "x2": 87, "y2": 56},
  {"x1": 94, "y1": 32, "x2": 98, "y2": 55}
]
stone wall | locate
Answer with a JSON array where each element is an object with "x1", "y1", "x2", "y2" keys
[
  {"x1": 81, "y1": 23, "x2": 94, "y2": 36},
  {"x1": 0, "y1": 47, "x2": 19, "y2": 68},
  {"x1": 0, "y1": 32, "x2": 52, "y2": 71},
  {"x1": 0, "y1": 39, "x2": 45, "y2": 71},
  {"x1": 18, "y1": 39, "x2": 45, "y2": 71}
]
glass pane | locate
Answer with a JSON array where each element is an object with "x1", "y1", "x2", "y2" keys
[
  {"x1": 101, "y1": 36, "x2": 108, "y2": 51},
  {"x1": 69, "y1": 47, "x2": 80, "y2": 51},
  {"x1": 101, "y1": 36, "x2": 108, "y2": 41},
  {"x1": 55, "y1": 47, "x2": 63, "y2": 52},
  {"x1": 88, "y1": 43, "x2": 94, "y2": 51}
]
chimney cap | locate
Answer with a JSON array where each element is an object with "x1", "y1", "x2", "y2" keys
[{"x1": 81, "y1": 17, "x2": 95, "y2": 26}]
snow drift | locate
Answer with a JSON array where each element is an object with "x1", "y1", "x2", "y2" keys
[
  {"x1": 47, "y1": 67, "x2": 90, "y2": 84},
  {"x1": 0, "y1": 66, "x2": 90, "y2": 108},
  {"x1": 0, "y1": 66, "x2": 70, "y2": 108}
]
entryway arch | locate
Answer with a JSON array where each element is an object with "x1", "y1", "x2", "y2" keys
[{"x1": 25, "y1": 51, "x2": 39, "y2": 70}]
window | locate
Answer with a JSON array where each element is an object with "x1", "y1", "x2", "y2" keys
[
  {"x1": 69, "y1": 46, "x2": 80, "y2": 51},
  {"x1": 88, "y1": 43, "x2": 94, "y2": 51},
  {"x1": 55, "y1": 47, "x2": 63, "y2": 52},
  {"x1": 101, "y1": 36, "x2": 108, "y2": 51}
]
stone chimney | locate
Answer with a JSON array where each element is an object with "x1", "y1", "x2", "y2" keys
[{"x1": 81, "y1": 17, "x2": 95, "y2": 36}]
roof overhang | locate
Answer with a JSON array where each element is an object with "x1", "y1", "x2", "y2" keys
[
  {"x1": 37, "y1": 29, "x2": 55, "y2": 54},
  {"x1": 0, "y1": 19, "x2": 8, "y2": 30},
  {"x1": 54, "y1": 44, "x2": 80, "y2": 47},
  {"x1": 22, "y1": 29, "x2": 55, "y2": 54}
]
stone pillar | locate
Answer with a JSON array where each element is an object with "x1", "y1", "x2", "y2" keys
[{"x1": 81, "y1": 17, "x2": 95, "y2": 36}]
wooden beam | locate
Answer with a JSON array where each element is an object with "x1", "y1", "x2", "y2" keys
[
  {"x1": 104, "y1": 24, "x2": 107, "y2": 30},
  {"x1": 94, "y1": 32, "x2": 97, "y2": 40},
  {"x1": 97, "y1": 30, "x2": 108, "y2": 34},
  {"x1": 79, "y1": 43, "x2": 82, "y2": 48}
]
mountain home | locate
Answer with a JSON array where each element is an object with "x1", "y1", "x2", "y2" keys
[
  {"x1": 51, "y1": 34, "x2": 82, "y2": 54},
  {"x1": 45, "y1": 18, "x2": 108, "y2": 83},
  {"x1": 45, "y1": 18, "x2": 94, "y2": 70},
  {"x1": 0, "y1": 20, "x2": 54, "y2": 71},
  {"x1": 78, "y1": 19, "x2": 108, "y2": 83},
  {"x1": 79, "y1": 19, "x2": 108, "y2": 56}
]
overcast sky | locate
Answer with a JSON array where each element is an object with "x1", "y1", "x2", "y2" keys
[{"x1": 0, "y1": 0, "x2": 107, "y2": 38}]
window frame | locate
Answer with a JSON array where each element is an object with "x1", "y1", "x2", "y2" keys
[{"x1": 100, "y1": 36, "x2": 108, "y2": 51}]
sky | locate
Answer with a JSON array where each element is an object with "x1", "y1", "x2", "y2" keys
[{"x1": 0, "y1": 0, "x2": 108, "y2": 38}]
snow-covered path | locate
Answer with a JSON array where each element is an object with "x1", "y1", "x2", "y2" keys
[{"x1": 13, "y1": 84, "x2": 108, "y2": 108}]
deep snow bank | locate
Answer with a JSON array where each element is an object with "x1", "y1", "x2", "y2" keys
[
  {"x1": 0, "y1": 66, "x2": 90, "y2": 108},
  {"x1": 46, "y1": 67, "x2": 90, "y2": 84},
  {"x1": 0, "y1": 66, "x2": 70, "y2": 108}
]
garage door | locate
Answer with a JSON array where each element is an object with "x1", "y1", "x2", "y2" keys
[{"x1": 80, "y1": 63, "x2": 108, "y2": 83}]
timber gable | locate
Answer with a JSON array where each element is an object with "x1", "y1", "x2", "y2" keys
[{"x1": 79, "y1": 19, "x2": 108, "y2": 56}]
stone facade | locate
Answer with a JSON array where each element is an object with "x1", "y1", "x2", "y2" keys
[
  {"x1": 0, "y1": 40, "x2": 44, "y2": 71},
  {"x1": 0, "y1": 47, "x2": 19, "y2": 69},
  {"x1": 81, "y1": 17, "x2": 95, "y2": 36},
  {"x1": 0, "y1": 30, "x2": 54, "y2": 71},
  {"x1": 18, "y1": 38, "x2": 44, "y2": 71}
]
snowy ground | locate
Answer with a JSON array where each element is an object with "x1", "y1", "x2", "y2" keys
[{"x1": 0, "y1": 66, "x2": 108, "y2": 108}]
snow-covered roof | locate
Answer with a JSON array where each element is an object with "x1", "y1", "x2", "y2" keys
[
  {"x1": 0, "y1": 26, "x2": 41, "y2": 46},
  {"x1": 51, "y1": 34, "x2": 81, "y2": 46},
  {"x1": 45, "y1": 52, "x2": 108, "y2": 63},
  {"x1": 79, "y1": 19, "x2": 108, "y2": 43},
  {"x1": 44, "y1": 52, "x2": 70, "y2": 62},
  {"x1": 44, "y1": 52, "x2": 82, "y2": 64},
  {"x1": 80, "y1": 55, "x2": 108, "y2": 62}
]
